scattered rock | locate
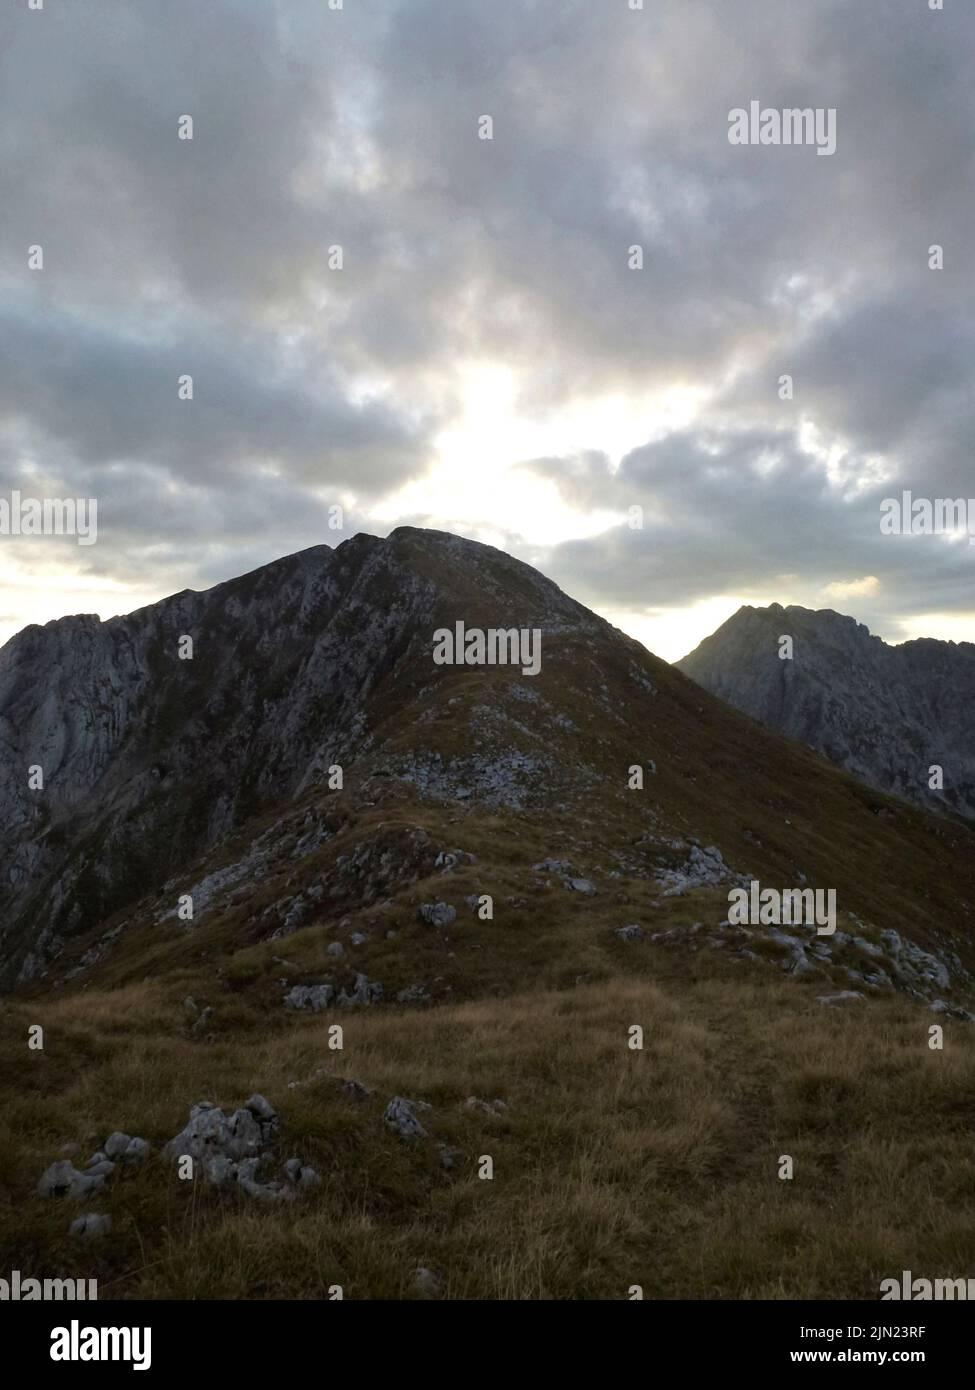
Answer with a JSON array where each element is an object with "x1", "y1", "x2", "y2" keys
[
  {"x1": 326, "y1": 942, "x2": 344, "y2": 958},
  {"x1": 104, "y1": 1132, "x2": 134, "y2": 1161},
  {"x1": 163, "y1": 1095, "x2": 279, "y2": 1167},
  {"x1": 419, "y1": 902, "x2": 456, "y2": 928},
  {"x1": 84, "y1": 1159, "x2": 116, "y2": 1179},
  {"x1": 283, "y1": 983, "x2": 334, "y2": 1012},
  {"x1": 656, "y1": 844, "x2": 747, "y2": 896},
  {"x1": 435, "y1": 849, "x2": 477, "y2": 871},
  {"x1": 413, "y1": 1266, "x2": 444, "y2": 1298},
  {"x1": 235, "y1": 1156, "x2": 289, "y2": 1201},
  {"x1": 397, "y1": 983, "x2": 431, "y2": 1004},
  {"x1": 767, "y1": 928, "x2": 814, "y2": 976},
  {"x1": 880, "y1": 929, "x2": 951, "y2": 992},
  {"x1": 342, "y1": 1079, "x2": 372, "y2": 1099},
  {"x1": 38, "y1": 1161, "x2": 105, "y2": 1200},
  {"x1": 464, "y1": 1096, "x2": 507, "y2": 1115},
  {"x1": 282, "y1": 1158, "x2": 321, "y2": 1192},
  {"x1": 337, "y1": 972, "x2": 383, "y2": 1007},
  {"x1": 191, "y1": 1006, "x2": 215, "y2": 1034},
  {"x1": 161, "y1": 1095, "x2": 314, "y2": 1201},
  {"x1": 817, "y1": 991, "x2": 865, "y2": 1005},
  {"x1": 69, "y1": 1212, "x2": 112, "y2": 1238},
  {"x1": 245, "y1": 1094, "x2": 279, "y2": 1127},
  {"x1": 616, "y1": 924, "x2": 645, "y2": 942},
  {"x1": 567, "y1": 878, "x2": 596, "y2": 895},
  {"x1": 384, "y1": 1097, "x2": 428, "y2": 1141},
  {"x1": 930, "y1": 999, "x2": 975, "y2": 1022}
]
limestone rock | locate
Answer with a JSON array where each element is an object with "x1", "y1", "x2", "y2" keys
[
  {"x1": 384, "y1": 1097, "x2": 428, "y2": 1141},
  {"x1": 69, "y1": 1212, "x2": 112, "y2": 1238},
  {"x1": 616, "y1": 924, "x2": 645, "y2": 941},
  {"x1": 38, "y1": 1160, "x2": 105, "y2": 1200},
  {"x1": 284, "y1": 983, "x2": 334, "y2": 1012},
  {"x1": 419, "y1": 902, "x2": 456, "y2": 928}
]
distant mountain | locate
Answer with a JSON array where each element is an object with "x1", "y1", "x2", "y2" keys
[{"x1": 677, "y1": 602, "x2": 975, "y2": 822}]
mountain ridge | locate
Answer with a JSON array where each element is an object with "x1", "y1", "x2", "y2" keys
[{"x1": 677, "y1": 601, "x2": 975, "y2": 824}]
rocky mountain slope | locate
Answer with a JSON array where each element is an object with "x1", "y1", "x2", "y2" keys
[
  {"x1": 677, "y1": 603, "x2": 975, "y2": 823},
  {"x1": 0, "y1": 527, "x2": 603, "y2": 988},
  {"x1": 3, "y1": 531, "x2": 975, "y2": 1299}
]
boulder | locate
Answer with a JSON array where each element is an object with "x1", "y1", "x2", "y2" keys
[
  {"x1": 38, "y1": 1160, "x2": 104, "y2": 1200},
  {"x1": 103, "y1": 1133, "x2": 149, "y2": 1165},
  {"x1": 162, "y1": 1096, "x2": 278, "y2": 1165},
  {"x1": 384, "y1": 1097, "x2": 428, "y2": 1141},
  {"x1": 69, "y1": 1212, "x2": 112, "y2": 1238}
]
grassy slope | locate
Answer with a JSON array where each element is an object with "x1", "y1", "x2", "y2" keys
[
  {"x1": 3, "y1": 952, "x2": 973, "y2": 1299},
  {"x1": 2, "y1": 596, "x2": 975, "y2": 1299}
]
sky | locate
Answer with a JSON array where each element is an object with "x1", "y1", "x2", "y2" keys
[{"x1": 1, "y1": 0, "x2": 974, "y2": 663}]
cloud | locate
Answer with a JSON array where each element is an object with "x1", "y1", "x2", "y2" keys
[
  {"x1": 824, "y1": 576, "x2": 880, "y2": 599},
  {"x1": 1, "y1": 0, "x2": 973, "y2": 650}
]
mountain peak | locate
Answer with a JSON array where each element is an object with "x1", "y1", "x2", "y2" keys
[{"x1": 677, "y1": 601, "x2": 975, "y2": 821}]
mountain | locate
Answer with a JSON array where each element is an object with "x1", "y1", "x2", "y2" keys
[
  {"x1": 0, "y1": 528, "x2": 602, "y2": 989},
  {"x1": 677, "y1": 602, "x2": 975, "y2": 824},
  {"x1": 3, "y1": 530, "x2": 975, "y2": 1299}
]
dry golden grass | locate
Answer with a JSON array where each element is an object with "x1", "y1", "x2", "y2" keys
[
  {"x1": 3, "y1": 944, "x2": 973, "y2": 1300},
  {"x1": 4, "y1": 627, "x2": 975, "y2": 1300}
]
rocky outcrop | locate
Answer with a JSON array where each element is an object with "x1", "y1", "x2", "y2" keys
[
  {"x1": 383, "y1": 1096, "x2": 428, "y2": 1141},
  {"x1": 678, "y1": 603, "x2": 975, "y2": 822},
  {"x1": 648, "y1": 910, "x2": 970, "y2": 1012},
  {"x1": 162, "y1": 1095, "x2": 319, "y2": 1200}
]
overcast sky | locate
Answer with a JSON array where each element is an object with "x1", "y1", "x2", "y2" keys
[{"x1": 2, "y1": 0, "x2": 973, "y2": 661}]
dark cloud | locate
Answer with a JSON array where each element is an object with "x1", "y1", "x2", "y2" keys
[{"x1": 1, "y1": 0, "x2": 973, "y2": 640}]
